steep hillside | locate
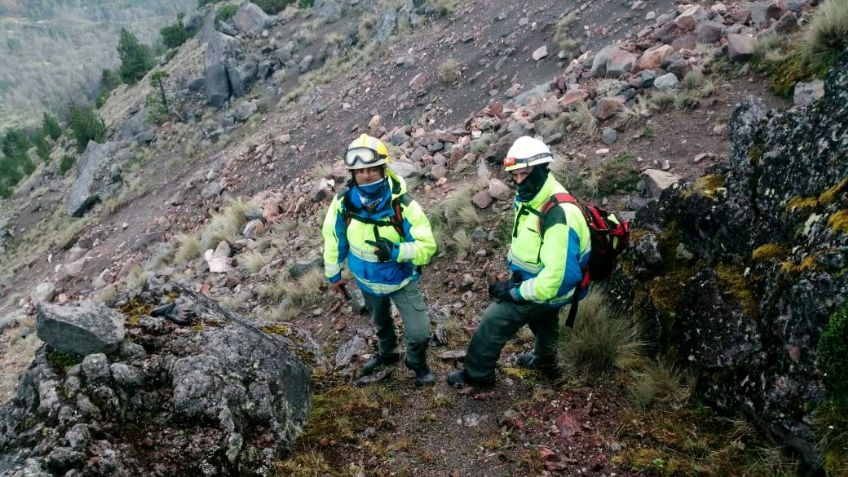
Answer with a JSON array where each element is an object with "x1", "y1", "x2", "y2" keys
[
  {"x1": 0, "y1": 0, "x2": 196, "y2": 129},
  {"x1": 0, "y1": 0, "x2": 845, "y2": 474}
]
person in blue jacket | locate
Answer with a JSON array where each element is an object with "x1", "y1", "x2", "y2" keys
[{"x1": 322, "y1": 134, "x2": 438, "y2": 386}]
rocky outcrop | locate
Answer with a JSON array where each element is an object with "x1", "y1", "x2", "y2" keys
[
  {"x1": 67, "y1": 141, "x2": 122, "y2": 217},
  {"x1": 0, "y1": 285, "x2": 311, "y2": 476},
  {"x1": 36, "y1": 302, "x2": 125, "y2": 355},
  {"x1": 618, "y1": 59, "x2": 848, "y2": 467}
]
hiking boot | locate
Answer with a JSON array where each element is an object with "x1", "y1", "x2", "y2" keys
[
  {"x1": 413, "y1": 367, "x2": 436, "y2": 387},
  {"x1": 361, "y1": 353, "x2": 400, "y2": 376},
  {"x1": 516, "y1": 353, "x2": 561, "y2": 379},
  {"x1": 446, "y1": 370, "x2": 495, "y2": 388}
]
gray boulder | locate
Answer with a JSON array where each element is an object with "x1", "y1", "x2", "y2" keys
[
  {"x1": 204, "y1": 31, "x2": 240, "y2": 107},
  {"x1": 653, "y1": 72, "x2": 680, "y2": 90},
  {"x1": 234, "y1": 101, "x2": 258, "y2": 122},
  {"x1": 314, "y1": 0, "x2": 343, "y2": 22},
  {"x1": 793, "y1": 80, "x2": 824, "y2": 107},
  {"x1": 36, "y1": 301, "x2": 126, "y2": 355},
  {"x1": 1, "y1": 286, "x2": 312, "y2": 475},
  {"x1": 229, "y1": 60, "x2": 258, "y2": 98},
  {"x1": 233, "y1": 2, "x2": 270, "y2": 36},
  {"x1": 67, "y1": 141, "x2": 121, "y2": 217},
  {"x1": 591, "y1": 46, "x2": 637, "y2": 78},
  {"x1": 373, "y1": 7, "x2": 398, "y2": 44}
]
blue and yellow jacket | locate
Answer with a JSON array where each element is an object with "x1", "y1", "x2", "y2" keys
[
  {"x1": 507, "y1": 174, "x2": 591, "y2": 306},
  {"x1": 322, "y1": 171, "x2": 436, "y2": 296}
]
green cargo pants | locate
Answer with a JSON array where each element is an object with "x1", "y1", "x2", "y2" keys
[
  {"x1": 464, "y1": 300, "x2": 562, "y2": 383},
  {"x1": 360, "y1": 281, "x2": 431, "y2": 371}
]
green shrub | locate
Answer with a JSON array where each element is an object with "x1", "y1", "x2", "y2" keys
[
  {"x1": 117, "y1": 28, "x2": 154, "y2": 84},
  {"x1": 198, "y1": 0, "x2": 220, "y2": 6},
  {"x1": 215, "y1": 4, "x2": 238, "y2": 23},
  {"x1": 101, "y1": 68, "x2": 121, "y2": 91},
  {"x1": 42, "y1": 113, "x2": 61, "y2": 140},
  {"x1": 59, "y1": 155, "x2": 76, "y2": 174},
  {"x1": 597, "y1": 153, "x2": 640, "y2": 196},
  {"x1": 298, "y1": 0, "x2": 314, "y2": 7},
  {"x1": 160, "y1": 13, "x2": 193, "y2": 49},
  {"x1": 1, "y1": 128, "x2": 30, "y2": 159},
  {"x1": 68, "y1": 104, "x2": 106, "y2": 152},
  {"x1": 33, "y1": 134, "x2": 50, "y2": 162},
  {"x1": 818, "y1": 304, "x2": 848, "y2": 405},
  {"x1": 253, "y1": 0, "x2": 293, "y2": 14}
]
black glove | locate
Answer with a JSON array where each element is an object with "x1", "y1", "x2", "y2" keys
[
  {"x1": 365, "y1": 238, "x2": 397, "y2": 262},
  {"x1": 488, "y1": 280, "x2": 513, "y2": 302}
]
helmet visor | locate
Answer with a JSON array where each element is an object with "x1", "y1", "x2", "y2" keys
[{"x1": 345, "y1": 147, "x2": 385, "y2": 168}]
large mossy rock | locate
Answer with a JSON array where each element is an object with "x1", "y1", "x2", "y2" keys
[
  {"x1": 0, "y1": 284, "x2": 312, "y2": 476},
  {"x1": 617, "y1": 57, "x2": 848, "y2": 468}
]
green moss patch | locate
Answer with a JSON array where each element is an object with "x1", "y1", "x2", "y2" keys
[
  {"x1": 751, "y1": 243, "x2": 786, "y2": 262},
  {"x1": 715, "y1": 265, "x2": 758, "y2": 318}
]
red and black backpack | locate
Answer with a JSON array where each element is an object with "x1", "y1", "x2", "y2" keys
[{"x1": 538, "y1": 192, "x2": 631, "y2": 326}]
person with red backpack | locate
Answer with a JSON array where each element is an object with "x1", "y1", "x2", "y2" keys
[
  {"x1": 447, "y1": 136, "x2": 628, "y2": 387},
  {"x1": 322, "y1": 134, "x2": 438, "y2": 386}
]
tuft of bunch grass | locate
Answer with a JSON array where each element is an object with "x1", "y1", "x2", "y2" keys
[
  {"x1": 803, "y1": 0, "x2": 848, "y2": 63},
  {"x1": 238, "y1": 250, "x2": 268, "y2": 274},
  {"x1": 559, "y1": 288, "x2": 643, "y2": 376},
  {"x1": 564, "y1": 101, "x2": 598, "y2": 138},
  {"x1": 174, "y1": 233, "x2": 201, "y2": 264},
  {"x1": 439, "y1": 58, "x2": 461, "y2": 84},
  {"x1": 648, "y1": 89, "x2": 677, "y2": 111},
  {"x1": 628, "y1": 357, "x2": 692, "y2": 409},
  {"x1": 200, "y1": 199, "x2": 259, "y2": 250}
]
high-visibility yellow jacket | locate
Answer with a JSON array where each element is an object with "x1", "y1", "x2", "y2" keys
[
  {"x1": 322, "y1": 171, "x2": 436, "y2": 296},
  {"x1": 507, "y1": 174, "x2": 591, "y2": 306}
]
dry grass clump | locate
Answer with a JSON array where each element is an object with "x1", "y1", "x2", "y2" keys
[
  {"x1": 260, "y1": 267, "x2": 325, "y2": 311},
  {"x1": 559, "y1": 288, "x2": 643, "y2": 376},
  {"x1": 447, "y1": 229, "x2": 474, "y2": 258},
  {"x1": 674, "y1": 93, "x2": 700, "y2": 111},
  {"x1": 438, "y1": 59, "x2": 462, "y2": 84},
  {"x1": 628, "y1": 357, "x2": 692, "y2": 409},
  {"x1": 357, "y1": 13, "x2": 378, "y2": 41},
  {"x1": 555, "y1": 12, "x2": 580, "y2": 55},
  {"x1": 648, "y1": 89, "x2": 678, "y2": 111},
  {"x1": 237, "y1": 250, "x2": 268, "y2": 274},
  {"x1": 200, "y1": 199, "x2": 259, "y2": 250},
  {"x1": 429, "y1": 181, "x2": 484, "y2": 234},
  {"x1": 682, "y1": 70, "x2": 705, "y2": 90},
  {"x1": 564, "y1": 101, "x2": 598, "y2": 138},
  {"x1": 803, "y1": 0, "x2": 848, "y2": 62},
  {"x1": 174, "y1": 233, "x2": 201, "y2": 264},
  {"x1": 432, "y1": 0, "x2": 458, "y2": 17},
  {"x1": 123, "y1": 265, "x2": 151, "y2": 291}
]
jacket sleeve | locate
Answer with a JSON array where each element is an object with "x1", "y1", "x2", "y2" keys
[
  {"x1": 515, "y1": 204, "x2": 585, "y2": 303},
  {"x1": 395, "y1": 199, "x2": 437, "y2": 266},
  {"x1": 322, "y1": 195, "x2": 348, "y2": 283}
]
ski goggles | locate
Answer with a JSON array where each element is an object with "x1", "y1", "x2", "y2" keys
[{"x1": 345, "y1": 147, "x2": 386, "y2": 168}]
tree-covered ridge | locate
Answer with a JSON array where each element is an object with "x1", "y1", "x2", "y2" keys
[{"x1": 0, "y1": 0, "x2": 196, "y2": 129}]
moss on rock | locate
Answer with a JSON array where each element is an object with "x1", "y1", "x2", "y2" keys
[{"x1": 751, "y1": 243, "x2": 786, "y2": 262}]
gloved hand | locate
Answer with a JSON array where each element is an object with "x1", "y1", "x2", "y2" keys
[
  {"x1": 329, "y1": 278, "x2": 349, "y2": 298},
  {"x1": 488, "y1": 280, "x2": 522, "y2": 303},
  {"x1": 365, "y1": 238, "x2": 398, "y2": 262}
]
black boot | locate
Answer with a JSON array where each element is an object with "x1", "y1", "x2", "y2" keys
[
  {"x1": 413, "y1": 367, "x2": 436, "y2": 386},
  {"x1": 361, "y1": 353, "x2": 400, "y2": 376},
  {"x1": 446, "y1": 370, "x2": 495, "y2": 388},
  {"x1": 516, "y1": 353, "x2": 560, "y2": 379}
]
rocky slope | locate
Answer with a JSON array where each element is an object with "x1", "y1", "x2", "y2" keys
[{"x1": 0, "y1": 0, "x2": 844, "y2": 474}]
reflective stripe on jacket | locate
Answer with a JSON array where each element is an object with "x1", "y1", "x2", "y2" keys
[
  {"x1": 322, "y1": 170, "x2": 437, "y2": 296},
  {"x1": 508, "y1": 174, "x2": 591, "y2": 306}
]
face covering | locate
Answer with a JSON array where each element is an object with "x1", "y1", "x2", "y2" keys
[
  {"x1": 355, "y1": 178, "x2": 388, "y2": 208},
  {"x1": 515, "y1": 165, "x2": 549, "y2": 202}
]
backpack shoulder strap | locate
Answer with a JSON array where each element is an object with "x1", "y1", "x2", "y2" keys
[
  {"x1": 537, "y1": 192, "x2": 577, "y2": 234},
  {"x1": 389, "y1": 193, "x2": 410, "y2": 238}
]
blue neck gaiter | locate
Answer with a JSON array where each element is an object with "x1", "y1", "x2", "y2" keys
[{"x1": 355, "y1": 178, "x2": 388, "y2": 209}]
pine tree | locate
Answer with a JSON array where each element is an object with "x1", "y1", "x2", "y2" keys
[
  {"x1": 117, "y1": 28, "x2": 154, "y2": 84},
  {"x1": 161, "y1": 13, "x2": 192, "y2": 49}
]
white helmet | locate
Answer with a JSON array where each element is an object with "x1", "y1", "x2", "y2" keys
[{"x1": 503, "y1": 136, "x2": 554, "y2": 172}]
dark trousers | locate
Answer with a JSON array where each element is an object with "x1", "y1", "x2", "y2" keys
[
  {"x1": 464, "y1": 300, "x2": 561, "y2": 382},
  {"x1": 360, "y1": 281, "x2": 431, "y2": 371}
]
